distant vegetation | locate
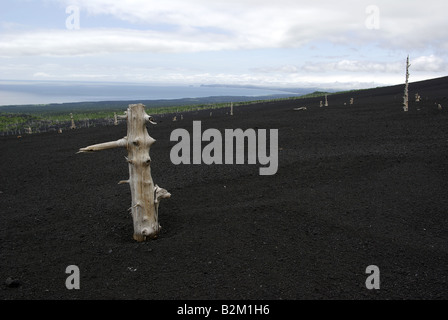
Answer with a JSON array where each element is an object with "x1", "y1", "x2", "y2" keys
[{"x1": 0, "y1": 92, "x2": 336, "y2": 135}]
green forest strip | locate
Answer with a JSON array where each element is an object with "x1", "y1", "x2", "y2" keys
[{"x1": 0, "y1": 91, "x2": 346, "y2": 134}]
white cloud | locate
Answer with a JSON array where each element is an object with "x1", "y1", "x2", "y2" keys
[
  {"x1": 1, "y1": 1, "x2": 447, "y2": 87},
  {"x1": 412, "y1": 55, "x2": 447, "y2": 72},
  {"x1": 0, "y1": 0, "x2": 445, "y2": 57},
  {"x1": 60, "y1": 0, "x2": 448, "y2": 50},
  {"x1": 33, "y1": 72, "x2": 52, "y2": 78},
  {"x1": 0, "y1": 28, "x2": 236, "y2": 57},
  {"x1": 302, "y1": 60, "x2": 403, "y2": 73}
]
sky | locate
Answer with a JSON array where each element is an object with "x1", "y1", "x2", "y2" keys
[{"x1": 1, "y1": 0, "x2": 447, "y2": 90}]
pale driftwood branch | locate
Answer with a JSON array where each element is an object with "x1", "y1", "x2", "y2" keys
[
  {"x1": 117, "y1": 111, "x2": 128, "y2": 120},
  {"x1": 154, "y1": 185, "x2": 171, "y2": 228},
  {"x1": 77, "y1": 137, "x2": 128, "y2": 153},
  {"x1": 144, "y1": 114, "x2": 157, "y2": 124},
  {"x1": 154, "y1": 185, "x2": 171, "y2": 204}
]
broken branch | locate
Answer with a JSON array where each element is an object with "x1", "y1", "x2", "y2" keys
[{"x1": 78, "y1": 137, "x2": 128, "y2": 153}]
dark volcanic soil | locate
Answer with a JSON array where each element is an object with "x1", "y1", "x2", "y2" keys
[{"x1": 1, "y1": 77, "x2": 448, "y2": 300}]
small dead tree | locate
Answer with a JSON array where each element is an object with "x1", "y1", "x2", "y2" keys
[
  {"x1": 415, "y1": 93, "x2": 421, "y2": 102},
  {"x1": 324, "y1": 94, "x2": 329, "y2": 107},
  {"x1": 320, "y1": 101, "x2": 323, "y2": 108},
  {"x1": 350, "y1": 98, "x2": 354, "y2": 105},
  {"x1": 70, "y1": 113, "x2": 77, "y2": 129},
  {"x1": 403, "y1": 55, "x2": 411, "y2": 112},
  {"x1": 78, "y1": 103, "x2": 171, "y2": 241},
  {"x1": 114, "y1": 112, "x2": 118, "y2": 126},
  {"x1": 230, "y1": 102, "x2": 234, "y2": 116}
]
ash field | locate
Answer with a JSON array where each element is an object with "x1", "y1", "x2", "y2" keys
[{"x1": 1, "y1": 76, "x2": 447, "y2": 300}]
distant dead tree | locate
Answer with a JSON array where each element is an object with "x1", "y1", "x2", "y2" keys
[
  {"x1": 70, "y1": 113, "x2": 77, "y2": 129},
  {"x1": 403, "y1": 55, "x2": 411, "y2": 112},
  {"x1": 350, "y1": 98, "x2": 354, "y2": 105},
  {"x1": 78, "y1": 103, "x2": 170, "y2": 241},
  {"x1": 415, "y1": 93, "x2": 421, "y2": 102},
  {"x1": 230, "y1": 102, "x2": 234, "y2": 116},
  {"x1": 325, "y1": 94, "x2": 329, "y2": 107},
  {"x1": 114, "y1": 112, "x2": 118, "y2": 126},
  {"x1": 320, "y1": 101, "x2": 323, "y2": 108}
]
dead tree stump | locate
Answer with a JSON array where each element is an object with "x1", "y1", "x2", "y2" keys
[{"x1": 78, "y1": 103, "x2": 170, "y2": 241}]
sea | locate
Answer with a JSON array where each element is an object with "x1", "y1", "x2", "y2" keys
[{"x1": 0, "y1": 80, "x2": 304, "y2": 106}]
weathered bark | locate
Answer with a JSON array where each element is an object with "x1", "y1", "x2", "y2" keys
[{"x1": 78, "y1": 104, "x2": 170, "y2": 241}]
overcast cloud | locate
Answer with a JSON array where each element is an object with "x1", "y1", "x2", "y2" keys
[{"x1": 0, "y1": 0, "x2": 447, "y2": 88}]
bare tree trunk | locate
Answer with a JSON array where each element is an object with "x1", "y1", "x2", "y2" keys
[
  {"x1": 78, "y1": 104, "x2": 170, "y2": 241},
  {"x1": 325, "y1": 95, "x2": 329, "y2": 107},
  {"x1": 403, "y1": 56, "x2": 410, "y2": 112},
  {"x1": 230, "y1": 102, "x2": 234, "y2": 116}
]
